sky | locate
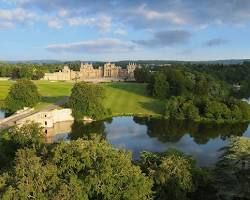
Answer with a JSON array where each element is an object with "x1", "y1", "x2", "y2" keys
[{"x1": 1, "y1": 0, "x2": 250, "y2": 61}]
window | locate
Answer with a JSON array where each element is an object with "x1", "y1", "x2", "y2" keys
[
  {"x1": 45, "y1": 115, "x2": 47, "y2": 117},
  {"x1": 45, "y1": 130, "x2": 47, "y2": 134},
  {"x1": 45, "y1": 121, "x2": 47, "y2": 126}
]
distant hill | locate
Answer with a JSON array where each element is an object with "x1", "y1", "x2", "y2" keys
[
  {"x1": 3, "y1": 60, "x2": 64, "y2": 64},
  {"x1": 1, "y1": 59, "x2": 250, "y2": 65}
]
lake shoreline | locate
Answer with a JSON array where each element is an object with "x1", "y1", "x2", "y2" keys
[
  {"x1": 46, "y1": 116, "x2": 250, "y2": 167},
  {"x1": 102, "y1": 113, "x2": 250, "y2": 125}
]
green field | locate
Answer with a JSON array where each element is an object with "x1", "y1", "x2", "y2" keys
[{"x1": 0, "y1": 80, "x2": 163, "y2": 116}]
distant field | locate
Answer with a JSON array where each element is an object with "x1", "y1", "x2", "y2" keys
[{"x1": 0, "y1": 80, "x2": 163, "y2": 116}]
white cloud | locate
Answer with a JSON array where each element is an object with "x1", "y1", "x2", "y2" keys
[
  {"x1": 0, "y1": 8, "x2": 37, "y2": 28},
  {"x1": 0, "y1": 8, "x2": 36, "y2": 22},
  {"x1": 97, "y1": 15, "x2": 112, "y2": 32},
  {"x1": 67, "y1": 17, "x2": 96, "y2": 26},
  {"x1": 58, "y1": 9, "x2": 68, "y2": 17},
  {"x1": 131, "y1": 4, "x2": 187, "y2": 25},
  {"x1": 114, "y1": 28, "x2": 127, "y2": 36},
  {"x1": 0, "y1": 21, "x2": 15, "y2": 29},
  {"x1": 46, "y1": 38, "x2": 136, "y2": 53},
  {"x1": 48, "y1": 18, "x2": 62, "y2": 29},
  {"x1": 7, "y1": 0, "x2": 250, "y2": 30},
  {"x1": 67, "y1": 15, "x2": 112, "y2": 32}
]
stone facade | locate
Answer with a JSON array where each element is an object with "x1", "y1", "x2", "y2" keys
[
  {"x1": 79, "y1": 63, "x2": 103, "y2": 80},
  {"x1": 43, "y1": 62, "x2": 137, "y2": 81},
  {"x1": 16, "y1": 109, "x2": 75, "y2": 128},
  {"x1": 43, "y1": 66, "x2": 73, "y2": 81}
]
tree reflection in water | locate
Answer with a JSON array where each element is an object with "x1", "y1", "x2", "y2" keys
[
  {"x1": 133, "y1": 117, "x2": 248, "y2": 144},
  {"x1": 69, "y1": 119, "x2": 107, "y2": 140},
  {"x1": 69, "y1": 116, "x2": 248, "y2": 146}
]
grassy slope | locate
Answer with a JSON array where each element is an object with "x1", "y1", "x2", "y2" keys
[
  {"x1": 0, "y1": 80, "x2": 163, "y2": 116},
  {"x1": 102, "y1": 83, "x2": 163, "y2": 115}
]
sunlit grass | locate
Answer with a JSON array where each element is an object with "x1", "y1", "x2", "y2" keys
[{"x1": 0, "y1": 80, "x2": 163, "y2": 116}]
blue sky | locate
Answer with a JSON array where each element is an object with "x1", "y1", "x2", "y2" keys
[{"x1": 1, "y1": 0, "x2": 250, "y2": 61}]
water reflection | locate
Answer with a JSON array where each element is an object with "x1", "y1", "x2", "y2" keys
[
  {"x1": 48, "y1": 116, "x2": 250, "y2": 167},
  {"x1": 0, "y1": 110, "x2": 5, "y2": 119},
  {"x1": 133, "y1": 117, "x2": 248, "y2": 144},
  {"x1": 70, "y1": 120, "x2": 106, "y2": 140}
]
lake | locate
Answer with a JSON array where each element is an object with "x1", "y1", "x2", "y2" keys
[
  {"x1": 46, "y1": 116, "x2": 250, "y2": 167},
  {"x1": 0, "y1": 110, "x2": 5, "y2": 119}
]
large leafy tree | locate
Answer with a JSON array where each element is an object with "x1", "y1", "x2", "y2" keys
[
  {"x1": 19, "y1": 67, "x2": 34, "y2": 79},
  {"x1": 51, "y1": 137, "x2": 153, "y2": 200},
  {"x1": 134, "y1": 67, "x2": 151, "y2": 83},
  {"x1": 215, "y1": 137, "x2": 250, "y2": 199},
  {"x1": 152, "y1": 73, "x2": 169, "y2": 99},
  {"x1": 69, "y1": 82, "x2": 110, "y2": 120},
  {"x1": 5, "y1": 79, "x2": 40, "y2": 112},
  {"x1": 139, "y1": 150, "x2": 194, "y2": 200},
  {"x1": 0, "y1": 122, "x2": 46, "y2": 170},
  {"x1": 0, "y1": 134, "x2": 153, "y2": 200}
]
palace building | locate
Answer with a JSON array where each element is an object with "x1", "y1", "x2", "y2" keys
[{"x1": 43, "y1": 62, "x2": 137, "y2": 81}]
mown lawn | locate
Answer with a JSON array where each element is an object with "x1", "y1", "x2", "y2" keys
[
  {"x1": 0, "y1": 80, "x2": 164, "y2": 116},
  {"x1": 102, "y1": 83, "x2": 163, "y2": 115}
]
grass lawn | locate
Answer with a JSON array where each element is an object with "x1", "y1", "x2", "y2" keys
[
  {"x1": 0, "y1": 80, "x2": 164, "y2": 116},
  {"x1": 102, "y1": 83, "x2": 163, "y2": 116}
]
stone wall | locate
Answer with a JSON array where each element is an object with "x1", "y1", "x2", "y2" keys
[
  {"x1": 16, "y1": 108, "x2": 74, "y2": 128},
  {"x1": 16, "y1": 108, "x2": 93, "y2": 129},
  {"x1": 43, "y1": 66, "x2": 72, "y2": 81}
]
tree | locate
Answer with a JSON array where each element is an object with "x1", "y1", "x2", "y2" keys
[
  {"x1": 194, "y1": 78, "x2": 209, "y2": 97},
  {"x1": 182, "y1": 101, "x2": 200, "y2": 120},
  {"x1": 32, "y1": 69, "x2": 45, "y2": 80},
  {"x1": 5, "y1": 79, "x2": 40, "y2": 112},
  {"x1": 134, "y1": 67, "x2": 151, "y2": 83},
  {"x1": 0, "y1": 136, "x2": 153, "y2": 200},
  {"x1": 0, "y1": 148, "x2": 58, "y2": 200},
  {"x1": 69, "y1": 82, "x2": 110, "y2": 120},
  {"x1": 165, "y1": 96, "x2": 186, "y2": 119},
  {"x1": 153, "y1": 73, "x2": 169, "y2": 99},
  {"x1": 0, "y1": 122, "x2": 46, "y2": 170},
  {"x1": 19, "y1": 67, "x2": 34, "y2": 79},
  {"x1": 215, "y1": 137, "x2": 250, "y2": 199},
  {"x1": 204, "y1": 101, "x2": 231, "y2": 120},
  {"x1": 11, "y1": 67, "x2": 20, "y2": 79},
  {"x1": 139, "y1": 150, "x2": 194, "y2": 200},
  {"x1": 165, "y1": 69, "x2": 189, "y2": 96},
  {"x1": 9, "y1": 122, "x2": 46, "y2": 148}
]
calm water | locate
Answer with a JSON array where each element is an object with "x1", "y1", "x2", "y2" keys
[
  {"x1": 47, "y1": 116, "x2": 250, "y2": 167},
  {"x1": 0, "y1": 110, "x2": 5, "y2": 119}
]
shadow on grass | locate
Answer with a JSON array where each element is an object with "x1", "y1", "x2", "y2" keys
[
  {"x1": 41, "y1": 96, "x2": 69, "y2": 106},
  {"x1": 105, "y1": 82, "x2": 148, "y2": 96},
  {"x1": 139, "y1": 100, "x2": 165, "y2": 115}
]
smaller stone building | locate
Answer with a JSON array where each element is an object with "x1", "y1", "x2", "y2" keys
[
  {"x1": 16, "y1": 109, "x2": 74, "y2": 128},
  {"x1": 43, "y1": 66, "x2": 73, "y2": 81}
]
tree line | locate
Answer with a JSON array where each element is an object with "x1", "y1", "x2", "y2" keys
[
  {"x1": 0, "y1": 63, "x2": 63, "y2": 79},
  {"x1": 134, "y1": 64, "x2": 250, "y2": 122}
]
